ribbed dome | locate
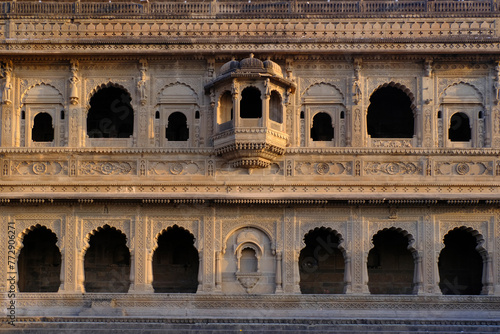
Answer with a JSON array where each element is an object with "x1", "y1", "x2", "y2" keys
[
  {"x1": 240, "y1": 53, "x2": 264, "y2": 69},
  {"x1": 263, "y1": 58, "x2": 283, "y2": 77},
  {"x1": 220, "y1": 57, "x2": 240, "y2": 75}
]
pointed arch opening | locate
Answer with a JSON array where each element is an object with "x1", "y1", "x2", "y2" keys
[
  {"x1": 367, "y1": 85, "x2": 414, "y2": 138},
  {"x1": 84, "y1": 225, "x2": 131, "y2": 293},
  {"x1": 299, "y1": 227, "x2": 345, "y2": 294},
  {"x1": 153, "y1": 225, "x2": 199, "y2": 293},
  {"x1": 18, "y1": 226, "x2": 61, "y2": 292},
  {"x1": 32, "y1": 112, "x2": 54, "y2": 142},
  {"x1": 87, "y1": 85, "x2": 134, "y2": 138},
  {"x1": 439, "y1": 227, "x2": 483, "y2": 295},
  {"x1": 367, "y1": 228, "x2": 415, "y2": 294},
  {"x1": 218, "y1": 91, "x2": 233, "y2": 124}
]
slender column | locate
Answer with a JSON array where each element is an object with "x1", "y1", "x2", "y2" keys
[
  {"x1": 343, "y1": 252, "x2": 352, "y2": 294},
  {"x1": 128, "y1": 250, "x2": 135, "y2": 292},
  {"x1": 215, "y1": 251, "x2": 222, "y2": 292},
  {"x1": 76, "y1": 250, "x2": 86, "y2": 293},
  {"x1": 413, "y1": 253, "x2": 424, "y2": 294},
  {"x1": 232, "y1": 80, "x2": 240, "y2": 128},
  {"x1": 197, "y1": 252, "x2": 203, "y2": 293},
  {"x1": 262, "y1": 78, "x2": 270, "y2": 128},
  {"x1": 275, "y1": 251, "x2": 283, "y2": 293},
  {"x1": 481, "y1": 253, "x2": 494, "y2": 295}
]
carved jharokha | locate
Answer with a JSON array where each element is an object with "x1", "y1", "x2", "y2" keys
[{"x1": 0, "y1": 0, "x2": 500, "y2": 331}]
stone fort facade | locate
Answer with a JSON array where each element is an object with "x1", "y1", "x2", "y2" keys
[{"x1": 1, "y1": 0, "x2": 500, "y2": 331}]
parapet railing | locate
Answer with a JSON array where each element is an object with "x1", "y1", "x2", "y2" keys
[{"x1": 0, "y1": 0, "x2": 496, "y2": 17}]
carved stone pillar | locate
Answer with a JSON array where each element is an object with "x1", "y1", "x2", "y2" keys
[
  {"x1": 76, "y1": 250, "x2": 86, "y2": 293},
  {"x1": 343, "y1": 252, "x2": 352, "y2": 294},
  {"x1": 137, "y1": 59, "x2": 149, "y2": 147},
  {"x1": 232, "y1": 79, "x2": 240, "y2": 128},
  {"x1": 481, "y1": 253, "x2": 494, "y2": 295},
  {"x1": 1, "y1": 61, "x2": 14, "y2": 146},
  {"x1": 215, "y1": 250, "x2": 222, "y2": 292},
  {"x1": 144, "y1": 250, "x2": 154, "y2": 293},
  {"x1": 413, "y1": 253, "x2": 424, "y2": 295},
  {"x1": 351, "y1": 58, "x2": 363, "y2": 147},
  {"x1": 262, "y1": 78, "x2": 270, "y2": 128},
  {"x1": 68, "y1": 60, "x2": 80, "y2": 147},
  {"x1": 422, "y1": 58, "x2": 434, "y2": 148},
  {"x1": 275, "y1": 251, "x2": 283, "y2": 294},
  {"x1": 197, "y1": 252, "x2": 203, "y2": 293},
  {"x1": 351, "y1": 206, "x2": 369, "y2": 294},
  {"x1": 128, "y1": 250, "x2": 136, "y2": 292}
]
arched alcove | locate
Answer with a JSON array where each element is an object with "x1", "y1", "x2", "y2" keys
[
  {"x1": 299, "y1": 227, "x2": 345, "y2": 294},
  {"x1": 367, "y1": 228, "x2": 415, "y2": 294},
  {"x1": 152, "y1": 225, "x2": 199, "y2": 293},
  {"x1": 269, "y1": 91, "x2": 283, "y2": 123},
  {"x1": 311, "y1": 112, "x2": 334, "y2": 141},
  {"x1": 449, "y1": 112, "x2": 471, "y2": 142},
  {"x1": 166, "y1": 112, "x2": 189, "y2": 141},
  {"x1": 87, "y1": 85, "x2": 134, "y2": 138},
  {"x1": 84, "y1": 225, "x2": 131, "y2": 293},
  {"x1": 32, "y1": 113, "x2": 54, "y2": 142},
  {"x1": 18, "y1": 226, "x2": 61, "y2": 292},
  {"x1": 367, "y1": 86, "x2": 414, "y2": 138},
  {"x1": 218, "y1": 91, "x2": 233, "y2": 124},
  {"x1": 438, "y1": 227, "x2": 483, "y2": 295},
  {"x1": 240, "y1": 87, "x2": 262, "y2": 118}
]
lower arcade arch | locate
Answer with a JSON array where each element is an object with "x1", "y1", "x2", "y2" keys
[
  {"x1": 299, "y1": 227, "x2": 345, "y2": 294},
  {"x1": 152, "y1": 225, "x2": 199, "y2": 293},
  {"x1": 438, "y1": 227, "x2": 484, "y2": 295},
  {"x1": 83, "y1": 225, "x2": 131, "y2": 293},
  {"x1": 18, "y1": 225, "x2": 61, "y2": 292},
  {"x1": 367, "y1": 228, "x2": 415, "y2": 295}
]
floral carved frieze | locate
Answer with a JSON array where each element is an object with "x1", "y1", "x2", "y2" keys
[
  {"x1": 435, "y1": 161, "x2": 493, "y2": 176},
  {"x1": 295, "y1": 162, "x2": 352, "y2": 176},
  {"x1": 79, "y1": 161, "x2": 136, "y2": 176},
  {"x1": 371, "y1": 139, "x2": 413, "y2": 148},
  {"x1": 148, "y1": 161, "x2": 205, "y2": 176},
  {"x1": 11, "y1": 161, "x2": 68, "y2": 176},
  {"x1": 364, "y1": 162, "x2": 422, "y2": 176}
]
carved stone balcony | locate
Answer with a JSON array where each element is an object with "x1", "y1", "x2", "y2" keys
[{"x1": 213, "y1": 127, "x2": 287, "y2": 168}]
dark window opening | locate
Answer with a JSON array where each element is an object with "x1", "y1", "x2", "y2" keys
[
  {"x1": 340, "y1": 111, "x2": 345, "y2": 119},
  {"x1": 300, "y1": 111, "x2": 304, "y2": 119},
  {"x1": 269, "y1": 91, "x2": 283, "y2": 123},
  {"x1": 21, "y1": 110, "x2": 25, "y2": 120},
  {"x1": 478, "y1": 110, "x2": 484, "y2": 119},
  {"x1": 311, "y1": 112, "x2": 334, "y2": 141},
  {"x1": 153, "y1": 225, "x2": 199, "y2": 293},
  {"x1": 60, "y1": 110, "x2": 65, "y2": 120},
  {"x1": 84, "y1": 226, "x2": 131, "y2": 293},
  {"x1": 195, "y1": 110, "x2": 200, "y2": 119},
  {"x1": 367, "y1": 229, "x2": 414, "y2": 295},
  {"x1": 155, "y1": 111, "x2": 160, "y2": 119},
  {"x1": 299, "y1": 227, "x2": 344, "y2": 294},
  {"x1": 449, "y1": 112, "x2": 471, "y2": 142},
  {"x1": 240, "y1": 248, "x2": 258, "y2": 273},
  {"x1": 18, "y1": 226, "x2": 61, "y2": 292},
  {"x1": 166, "y1": 112, "x2": 189, "y2": 141},
  {"x1": 438, "y1": 110, "x2": 442, "y2": 119},
  {"x1": 32, "y1": 112, "x2": 54, "y2": 142},
  {"x1": 87, "y1": 86, "x2": 134, "y2": 138},
  {"x1": 367, "y1": 86, "x2": 414, "y2": 138},
  {"x1": 240, "y1": 87, "x2": 262, "y2": 118},
  {"x1": 438, "y1": 228, "x2": 483, "y2": 295}
]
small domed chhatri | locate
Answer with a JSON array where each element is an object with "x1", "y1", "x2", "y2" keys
[{"x1": 220, "y1": 57, "x2": 240, "y2": 75}]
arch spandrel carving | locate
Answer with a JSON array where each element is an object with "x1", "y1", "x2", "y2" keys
[
  {"x1": 222, "y1": 222, "x2": 275, "y2": 254},
  {"x1": 149, "y1": 218, "x2": 199, "y2": 251},
  {"x1": 439, "y1": 81, "x2": 484, "y2": 104},
  {"x1": 437, "y1": 220, "x2": 489, "y2": 253},
  {"x1": 299, "y1": 222, "x2": 348, "y2": 250},
  {"x1": 158, "y1": 82, "x2": 198, "y2": 104},
  {"x1": 84, "y1": 79, "x2": 135, "y2": 108},
  {"x1": 13, "y1": 218, "x2": 63, "y2": 251},
  {"x1": 365, "y1": 78, "x2": 418, "y2": 110},
  {"x1": 438, "y1": 78, "x2": 486, "y2": 104},
  {"x1": 366, "y1": 220, "x2": 418, "y2": 251},
  {"x1": 21, "y1": 83, "x2": 64, "y2": 105},
  {"x1": 19, "y1": 80, "x2": 66, "y2": 105},
  {"x1": 81, "y1": 219, "x2": 132, "y2": 252},
  {"x1": 300, "y1": 81, "x2": 345, "y2": 105}
]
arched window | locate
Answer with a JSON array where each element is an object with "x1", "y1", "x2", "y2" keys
[
  {"x1": 87, "y1": 86, "x2": 134, "y2": 138},
  {"x1": 240, "y1": 248, "x2": 258, "y2": 273},
  {"x1": 240, "y1": 87, "x2": 262, "y2": 118},
  {"x1": 166, "y1": 112, "x2": 189, "y2": 141},
  {"x1": 18, "y1": 226, "x2": 61, "y2": 292},
  {"x1": 32, "y1": 113, "x2": 54, "y2": 142},
  {"x1": 84, "y1": 226, "x2": 130, "y2": 293},
  {"x1": 367, "y1": 229, "x2": 414, "y2": 294},
  {"x1": 449, "y1": 112, "x2": 471, "y2": 142},
  {"x1": 299, "y1": 228, "x2": 344, "y2": 294},
  {"x1": 438, "y1": 228, "x2": 483, "y2": 295},
  {"x1": 218, "y1": 91, "x2": 233, "y2": 124},
  {"x1": 367, "y1": 86, "x2": 414, "y2": 138},
  {"x1": 311, "y1": 112, "x2": 334, "y2": 141},
  {"x1": 153, "y1": 225, "x2": 199, "y2": 293},
  {"x1": 269, "y1": 91, "x2": 283, "y2": 123}
]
